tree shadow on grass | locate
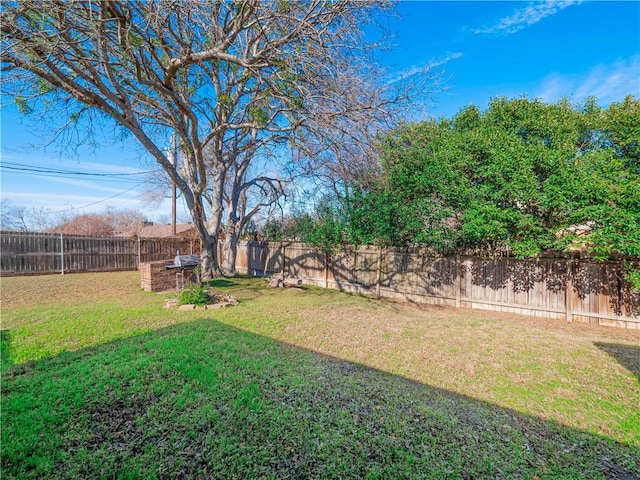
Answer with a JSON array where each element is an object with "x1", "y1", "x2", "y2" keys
[
  {"x1": 0, "y1": 329, "x2": 13, "y2": 372},
  {"x1": 2, "y1": 321, "x2": 639, "y2": 480},
  {"x1": 206, "y1": 278, "x2": 239, "y2": 288},
  {"x1": 200, "y1": 275, "x2": 269, "y2": 303},
  {"x1": 595, "y1": 342, "x2": 640, "y2": 381}
]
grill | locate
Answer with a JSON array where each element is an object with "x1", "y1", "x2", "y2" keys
[
  {"x1": 166, "y1": 254, "x2": 201, "y2": 290},
  {"x1": 173, "y1": 254, "x2": 200, "y2": 268}
]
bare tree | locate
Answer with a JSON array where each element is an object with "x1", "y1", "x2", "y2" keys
[
  {"x1": 45, "y1": 208, "x2": 148, "y2": 235},
  {"x1": 0, "y1": 199, "x2": 28, "y2": 231},
  {"x1": 0, "y1": 199, "x2": 56, "y2": 232},
  {"x1": 220, "y1": 143, "x2": 287, "y2": 275},
  {"x1": 49, "y1": 213, "x2": 115, "y2": 235},
  {"x1": 2, "y1": 0, "x2": 428, "y2": 278},
  {"x1": 104, "y1": 207, "x2": 148, "y2": 236}
]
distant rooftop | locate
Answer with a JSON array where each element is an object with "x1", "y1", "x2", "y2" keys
[{"x1": 132, "y1": 223, "x2": 196, "y2": 238}]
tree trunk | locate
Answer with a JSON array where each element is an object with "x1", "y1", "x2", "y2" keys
[
  {"x1": 187, "y1": 195, "x2": 223, "y2": 280},
  {"x1": 221, "y1": 224, "x2": 239, "y2": 276},
  {"x1": 194, "y1": 221, "x2": 222, "y2": 280}
]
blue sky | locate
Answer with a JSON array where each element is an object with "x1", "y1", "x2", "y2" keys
[
  {"x1": 391, "y1": 1, "x2": 639, "y2": 117},
  {"x1": 1, "y1": 1, "x2": 639, "y2": 223}
]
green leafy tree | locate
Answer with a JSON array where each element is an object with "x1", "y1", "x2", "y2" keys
[{"x1": 344, "y1": 96, "x2": 640, "y2": 261}]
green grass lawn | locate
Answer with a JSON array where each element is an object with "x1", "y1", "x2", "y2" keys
[{"x1": 1, "y1": 271, "x2": 639, "y2": 479}]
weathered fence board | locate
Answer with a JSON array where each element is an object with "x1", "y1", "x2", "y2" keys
[
  {"x1": 4, "y1": 233, "x2": 638, "y2": 329},
  {"x1": 0, "y1": 231, "x2": 201, "y2": 276},
  {"x1": 236, "y1": 241, "x2": 640, "y2": 329}
]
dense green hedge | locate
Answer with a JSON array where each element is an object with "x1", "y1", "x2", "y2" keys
[{"x1": 260, "y1": 97, "x2": 640, "y2": 287}]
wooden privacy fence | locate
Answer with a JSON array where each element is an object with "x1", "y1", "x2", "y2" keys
[
  {"x1": 0, "y1": 231, "x2": 199, "y2": 276},
  {"x1": 236, "y1": 241, "x2": 640, "y2": 330}
]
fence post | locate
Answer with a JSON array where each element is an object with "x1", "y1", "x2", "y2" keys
[
  {"x1": 281, "y1": 242, "x2": 286, "y2": 280},
  {"x1": 353, "y1": 248, "x2": 357, "y2": 286},
  {"x1": 324, "y1": 250, "x2": 329, "y2": 289},
  {"x1": 376, "y1": 248, "x2": 382, "y2": 298},
  {"x1": 60, "y1": 233, "x2": 65, "y2": 275},
  {"x1": 137, "y1": 237, "x2": 141, "y2": 268},
  {"x1": 565, "y1": 260, "x2": 574, "y2": 323},
  {"x1": 455, "y1": 254, "x2": 461, "y2": 308}
]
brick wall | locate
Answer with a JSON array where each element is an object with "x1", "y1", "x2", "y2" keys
[
  {"x1": 140, "y1": 261, "x2": 199, "y2": 292},
  {"x1": 140, "y1": 261, "x2": 175, "y2": 292}
]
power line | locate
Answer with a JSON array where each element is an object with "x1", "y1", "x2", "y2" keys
[
  {"x1": 48, "y1": 183, "x2": 146, "y2": 214},
  {"x1": 0, "y1": 167, "x2": 144, "y2": 184},
  {"x1": 1, "y1": 161, "x2": 158, "y2": 178}
]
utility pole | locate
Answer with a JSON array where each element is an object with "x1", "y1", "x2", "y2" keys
[{"x1": 171, "y1": 133, "x2": 177, "y2": 236}]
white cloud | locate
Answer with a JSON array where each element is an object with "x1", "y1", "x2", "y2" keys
[
  {"x1": 3, "y1": 190, "x2": 139, "y2": 208},
  {"x1": 2, "y1": 187, "x2": 181, "y2": 220},
  {"x1": 32, "y1": 176, "x2": 143, "y2": 194},
  {"x1": 473, "y1": 1, "x2": 582, "y2": 36},
  {"x1": 536, "y1": 55, "x2": 640, "y2": 104},
  {"x1": 387, "y1": 52, "x2": 463, "y2": 85},
  {"x1": 2, "y1": 192, "x2": 178, "y2": 220},
  {"x1": 431, "y1": 52, "x2": 464, "y2": 69}
]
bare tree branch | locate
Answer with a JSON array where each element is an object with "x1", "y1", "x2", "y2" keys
[{"x1": 2, "y1": 0, "x2": 436, "y2": 278}]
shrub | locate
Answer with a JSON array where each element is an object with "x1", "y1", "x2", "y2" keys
[{"x1": 178, "y1": 283, "x2": 212, "y2": 306}]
